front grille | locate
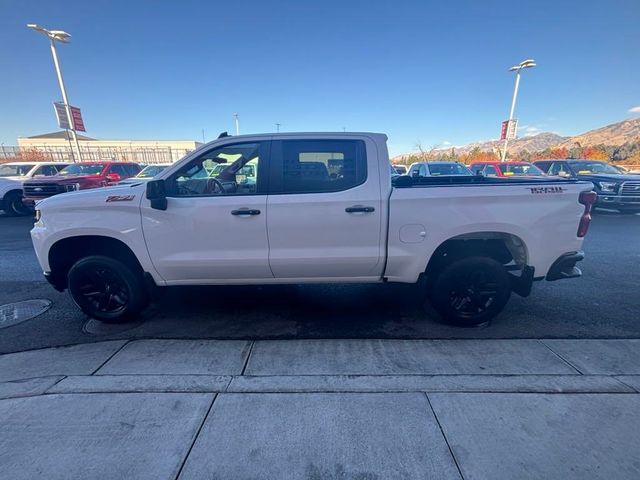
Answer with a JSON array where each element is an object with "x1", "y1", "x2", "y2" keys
[
  {"x1": 620, "y1": 182, "x2": 640, "y2": 196},
  {"x1": 23, "y1": 183, "x2": 67, "y2": 197}
]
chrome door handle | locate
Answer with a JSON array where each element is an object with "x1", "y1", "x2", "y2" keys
[
  {"x1": 345, "y1": 205, "x2": 375, "y2": 213},
  {"x1": 231, "y1": 208, "x2": 261, "y2": 216}
]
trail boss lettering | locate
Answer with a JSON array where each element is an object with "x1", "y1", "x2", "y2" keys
[{"x1": 529, "y1": 186, "x2": 566, "y2": 194}]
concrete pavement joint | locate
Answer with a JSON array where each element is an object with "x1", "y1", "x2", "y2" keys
[
  {"x1": 240, "y1": 340, "x2": 255, "y2": 376},
  {"x1": 425, "y1": 392, "x2": 465, "y2": 480},
  {"x1": 173, "y1": 393, "x2": 218, "y2": 480},
  {"x1": 614, "y1": 376, "x2": 640, "y2": 393},
  {"x1": 89, "y1": 339, "x2": 131, "y2": 375},
  {"x1": 538, "y1": 339, "x2": 584, "y2": 374}
]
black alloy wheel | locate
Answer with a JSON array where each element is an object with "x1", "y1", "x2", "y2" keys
[
  {"x1": 428, "y1": 256, "x2": 511, "y2": 326},
  {"x1": 68, "y1": 255, "x2": 148, "y2": 323}
]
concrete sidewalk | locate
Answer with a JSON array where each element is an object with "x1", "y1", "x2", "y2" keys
[{"x1": 1, "y1": 339, "x2": 639, "y2": 479}]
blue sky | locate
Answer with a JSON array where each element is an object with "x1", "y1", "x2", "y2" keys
[{"x1": 1, "y1": 0, "x2": 639, "y2": 155}]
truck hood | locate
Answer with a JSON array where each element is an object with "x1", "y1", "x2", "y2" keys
[
  {"x1": 577, "y1": 173, "x2": 640, "y2": 182},
  {"x1": 36, "y1": 183, "x2": 145, "y2": 209},
  {"x1": 25, "y1": 174, "x2": 103, "y2": 184}
]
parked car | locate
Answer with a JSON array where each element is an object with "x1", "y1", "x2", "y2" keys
[
  {"x1": 31, "y1": 132, "x2": 594, "y2": 326},
  {"x1": 393, "y1": 165, "x2": 407, "y2": 175},
  {"x1": 470, "y1": 161, "x2": 545, "y2": 178},
  {"x1": 408, "y1": 161, "x2": 473, "y2": 177},
  {"x1": 22, "y1": 162, "x2": 142, "y2": 208},
  {"x1": 534, "y1": 159, "x2": 640, "y2": 214},
  {"x1": 0, "y1": 161, "x2": 69, "y2": 216},
  {"x1": 118, "y1": 164, "x2": 171, "y2": 185}
]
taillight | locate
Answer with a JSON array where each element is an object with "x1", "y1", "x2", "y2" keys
[{"x1": 577, "y1": 191, "x2": 597, "y2": 237}]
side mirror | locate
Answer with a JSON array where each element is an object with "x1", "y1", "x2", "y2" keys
[
  {"x1": 146, "y1": 179, "x2": 167, "y2": 210},
  {"x1": 106, "y1": 173, "x2": 121, "y2": 183}
]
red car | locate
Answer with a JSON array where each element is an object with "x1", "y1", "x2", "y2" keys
[
  {"x1": 22, "y1": 162, "x2": 141, "y2": 207},
  {"x1": 469, "y1": 161, "x2": 545, "y2": 178}
]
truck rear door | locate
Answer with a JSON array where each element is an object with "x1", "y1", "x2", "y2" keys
[{"x1": 266, "y1": 136, "x2": 384, "y2": 280}]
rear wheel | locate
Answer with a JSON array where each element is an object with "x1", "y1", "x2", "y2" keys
[
  {"x1": 67, "y1": 255, "x2": 148, "y2": 323},
  {"x1": 3, "y1": 191, "x2": 30, "y2": 216},
  {"x1": 427, "y1": 256, "x2": 511, "y2": 326}
]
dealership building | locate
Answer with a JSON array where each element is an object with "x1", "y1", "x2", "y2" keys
[{"x1": 15, "y1": 131, "x2": 202, "y2": 164}]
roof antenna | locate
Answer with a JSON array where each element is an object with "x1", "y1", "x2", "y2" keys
[{"x1": 217, "y1": 131, "x2": 229, "y2": 139}]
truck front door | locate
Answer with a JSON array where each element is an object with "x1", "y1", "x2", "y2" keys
[
  {"x1": 266, "y1": 137, "x2": 384, "y2": 279},
  {"x1": 141, "y1": 141, "x2": 272, "y2": 282}
]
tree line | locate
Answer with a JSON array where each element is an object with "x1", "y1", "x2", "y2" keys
[{"x1": 396, "y1": 141, "x2": 640, "y2": 166}]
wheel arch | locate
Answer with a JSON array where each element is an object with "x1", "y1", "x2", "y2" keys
[
  {"x1": 48, "y1": 235, "x2": 145, "y2": 290},
  {"x1": 425, "y1": 231, "x2": 529, "y2": 278}
]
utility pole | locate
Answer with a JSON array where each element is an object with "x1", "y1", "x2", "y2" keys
[
  {"x1": 233, "y1": 113, "x2": 240, "y2": 135},
  {"x1": 276, "y1": 123, "x2": 281, "y2": 133}
]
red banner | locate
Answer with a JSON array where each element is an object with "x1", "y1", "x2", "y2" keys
[{"x1": 70, "y1": 106, "x2": 86, "y2": 132}]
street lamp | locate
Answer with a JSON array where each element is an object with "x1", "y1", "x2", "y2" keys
[
  {"x1": 233, "y1": 113, "x2": 240, "y2": 135},
  {"x1": 501, "y1": 58, "x2": 536, "y2": 161},
  {"x1": 27, "y1": 23, "x2": 82, "y2": 162}
]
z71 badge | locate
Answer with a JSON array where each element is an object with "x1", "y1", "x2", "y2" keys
[
  {"x1": 106, "y1": 195, "x2": 136, "y2": 202},
  {"x1": 528, "y1": 186, "x2": 566, "y2": 194}
]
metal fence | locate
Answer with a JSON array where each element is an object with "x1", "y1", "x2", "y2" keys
[{"x1": 0, "y1": 145, "x2": 193, "y2": 164}]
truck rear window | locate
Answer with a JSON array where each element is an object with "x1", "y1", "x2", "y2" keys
[{"x1": 277, "y1": 140, "x2": 367, "y2": 194}]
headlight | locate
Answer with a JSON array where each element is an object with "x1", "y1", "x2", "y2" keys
[
  {"x1": 596, "y1": 181, "x2": 619, "y2": 193},
  {"x1": 34, "y1": 209, "x2": 41, "y2": 222},
  {"x1": 65, "y1": 183, "x2": 81, "y2": 192}
]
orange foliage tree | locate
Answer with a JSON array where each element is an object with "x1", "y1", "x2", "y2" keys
[{"x1": 581, "y1": 146, "x2": 608, "y2": 161}]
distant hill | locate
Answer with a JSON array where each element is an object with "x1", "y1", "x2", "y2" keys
[
  {"x1": 557, "y1": 118, "x2": 640, "y2": 148},
  {"x1": 393, "y1": 118, "x2": 640, "y2": 161}
]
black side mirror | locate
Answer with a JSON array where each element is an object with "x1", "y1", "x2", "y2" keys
[{"x1": 146, "y1": 179, "x2": 167, "y2": 210}]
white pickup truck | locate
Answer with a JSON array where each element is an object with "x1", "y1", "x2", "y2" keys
[
  {"x1": 0, "y1": 162, "x2": 69, "y2": 216},
  {"x1": 31, "y1": 133, "x2": 595, "y2": 325}
]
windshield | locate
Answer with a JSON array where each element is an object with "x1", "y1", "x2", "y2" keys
[
  {"x1": 428, "y1": 164, "x2": 473, "y2": 176},
  {"x1": 498, "y1": 164, "x2": 544, "y2": 176},
  {"x1": 58, "y1": 164, "x2": 106, "y2": 176},
  {"x1": 568, "y1": 161, "x2": 620, "y2": 175},
  {"x1": 136, "y1": 165, "x2": 168, "y2": 178},
  {"x1": 0, "y1": 163, "x2": 35, "y2": 177}
]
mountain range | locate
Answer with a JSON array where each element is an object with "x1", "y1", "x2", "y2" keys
[{"x1": 393, "y1": 118, "x2": 640, "y2": 160}]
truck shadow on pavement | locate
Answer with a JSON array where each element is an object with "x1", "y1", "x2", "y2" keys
[{"x1": 134, "y1": 282, "x2": 439, "y2": 339}]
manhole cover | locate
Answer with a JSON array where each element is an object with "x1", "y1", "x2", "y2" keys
[{"x1": 0, "y1": 299, "x2": 52, "y2": 329}]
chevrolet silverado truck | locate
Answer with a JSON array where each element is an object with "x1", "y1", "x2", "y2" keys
[
  {"x1": 534, "y1": 159, "x2": 640, "y2": 213},
  {"x1": 0, "y1": 161, "x2": 69, "y2": 216},
  {"x1": 22, "y1": 161, "x2": 141, "y2": 208},
  {"x1": 31, "y1": 133, "x2": 595, "y2": 325}
]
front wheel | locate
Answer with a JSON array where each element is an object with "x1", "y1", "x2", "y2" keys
[
  {"x1": 68, "y1": 255, "x2": 148, "y2": 323},
  {"x1": 3, "y1": 191, "x2": 30, "y2": 216},
  {"x1": 427, "y1": 256, "x2": 511, "y2": 326}
]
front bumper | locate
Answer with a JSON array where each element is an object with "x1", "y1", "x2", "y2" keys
[
  {"x1": 596, "y1": 194, "x2": 640, "y2": 208},
  {"x1": 44, "y1": 271, "x2": 66, "y2": 292},
  {"x1": 546, "y1": 251, "x2": 584, "y2": 281}
]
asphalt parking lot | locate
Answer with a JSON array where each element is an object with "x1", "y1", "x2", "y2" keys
[{"x1": 1, "y1": 211, "x2": 639, "y2": 354}]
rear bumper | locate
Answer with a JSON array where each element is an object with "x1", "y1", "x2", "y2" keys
[{"x1": 546, "y1": 251, "x2": 584, "y2": 281}]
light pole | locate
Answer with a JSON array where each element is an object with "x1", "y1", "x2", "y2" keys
[
  {"x1": 233, "y1": 113, "x2": 240, "y2": 135},
  {"x1": 27, "y1": 24, "x2": 82, "y2": 162},
  {"x1": 501, "y1": 58, "x2": 536, "y2": 162},
  {"x1": 275, "y1": 123, "x2": 281, "y2": 133}
]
